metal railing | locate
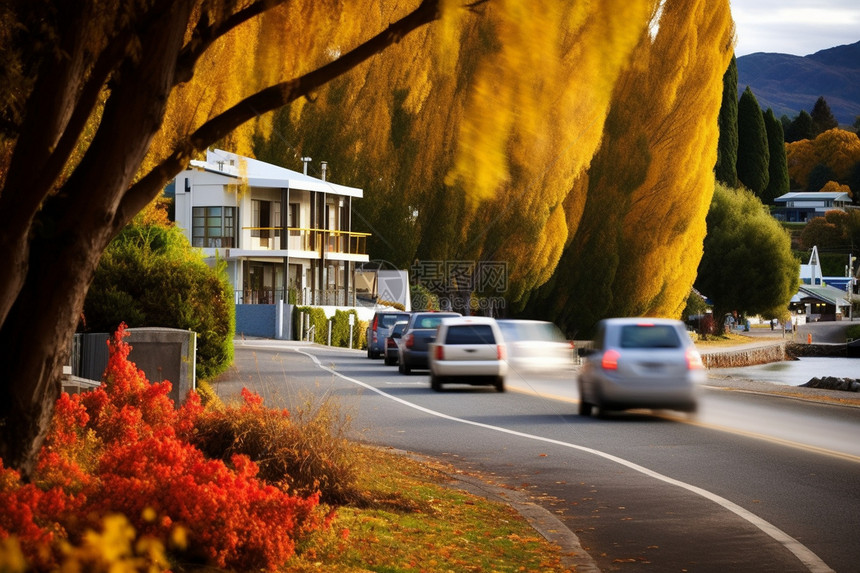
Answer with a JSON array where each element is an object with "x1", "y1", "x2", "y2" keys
[
  {"x1": 241, "y1": 227, "x2": 369, "y2": 255},
  {"x1": 235, "y1": 288, "x2": 351, "y2": 306}
]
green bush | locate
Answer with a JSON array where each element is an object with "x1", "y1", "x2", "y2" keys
[
  {"x1": 295, "y1": 307, "x2": 362, "y2": 348},
  {"x1": 846, "y1": 324, "x2": 860, "y2": 342},
  {"x1": 294, "y1": 306, "x2": 328, "y2": 343},
  {"x1": 83, "y1": 207, "x2": 235, "y2": 379}
]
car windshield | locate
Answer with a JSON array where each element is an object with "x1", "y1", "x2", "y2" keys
[
  {"x1": 417, "y1": 316, "x2": 445, "y2": 329},
  {"x1": 380, "y1": 314, "x2": 406, "y2": 327},
  {"x1": 619, "y1": 324, "x2": 681, "y2": 349},
  {"x1": 445, "y1": 324, "x2": 496, "y2": 345}
]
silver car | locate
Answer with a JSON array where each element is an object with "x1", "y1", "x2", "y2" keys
[
  {"x1": 428, "y1": 316, "x2": 508, "y2": 392},
  {"x1": 578, "y1": 318, "x2": 704, "y2": 416}
]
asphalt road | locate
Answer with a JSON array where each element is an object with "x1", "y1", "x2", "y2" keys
[{"x1": 214, "y1": 340, "x2": 860, "y2": 572}]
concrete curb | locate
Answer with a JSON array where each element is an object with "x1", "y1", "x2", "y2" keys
[{"x1": 393, "y1": 449, "x2": 599, "y2": 573}]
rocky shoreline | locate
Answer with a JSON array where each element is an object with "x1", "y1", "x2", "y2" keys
[{"x1": 801, "y1": 376, "x2": 860, "y2": 392}]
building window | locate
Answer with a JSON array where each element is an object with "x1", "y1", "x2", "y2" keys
[
  {"x1": 192, "y1": 206, "x2": 236, "y2": 248},
  {"x1": 252, "y1": 200, "x2": 281, "y2": 239}
]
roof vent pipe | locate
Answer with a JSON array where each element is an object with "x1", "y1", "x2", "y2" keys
[
  {"x1": 301, "y1": 156, "x2": 312, "y2": 175},
  {"x1": 321, "y1": 161, "x2": 328, "y2": 181}
]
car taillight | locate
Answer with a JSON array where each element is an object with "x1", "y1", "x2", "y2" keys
[
  {"x1": 387, "y1": 337, "x2": 396, "y2": 348},
  {"x1": 601, "y1": 349, "x2": 620, "y2": 370},
  {"x1": 497, "y1": 344, "x2": 506, "y2": 360},
  {"x1": 405, "y1": 333, "x2": 414, "y2": 348},
  {"x1": 372, "y1": 316, "x2": 378, "y2": 330},
  {"x1": 435, "y1": 345, "x2": 444, "y2": 360},
  {"x1": 686, "y1": 348, "x2": 704, "y2": 370}
]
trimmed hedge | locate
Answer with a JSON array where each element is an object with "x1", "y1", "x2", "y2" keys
[{"x1": 294, "y1": 306, "x2": 365, "y2": 349}]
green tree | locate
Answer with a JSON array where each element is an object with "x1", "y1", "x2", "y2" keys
[
  {"x1": 84, "y1": 208, "x2": 235, "y2": 379},
  {"x1": 736, "y1": 86, "x2": 770, "y2": 195},
  {"x1": 695, "y1": 184, "x2": 799, "y2": 321},
  {"x1": 785, "y1": 110, "x2": 814, "y2": 143},
  {"x1": 715, "y1": 56, "x2": 738, "y2": 187},
  {"x1": 807, "y1": 163, "x2": 838, "y2": 192},
  {"x1": 762, "y1": 108, "x2": 789, "y2": 203},
  {"x1": 810, "y1": 96, "x2": 838, "y2": 137},
  {"x1": 848, "y1": 161, "x2": 860, "y2": 205}
]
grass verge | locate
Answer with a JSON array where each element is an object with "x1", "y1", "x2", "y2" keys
[{"x1": 286, "y1": 445, "x2": 576, "y2": 572}]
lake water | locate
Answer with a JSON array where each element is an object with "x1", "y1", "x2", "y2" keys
[{"x1": 714, "y1": 357, "x2": 859, "y2": 386}]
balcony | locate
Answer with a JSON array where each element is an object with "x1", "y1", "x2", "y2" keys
[{"x1": 242, "y1": 227, "x2": 370, "y2": 256}]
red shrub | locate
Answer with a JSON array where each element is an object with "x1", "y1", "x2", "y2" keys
[{"x1": 0, "y1": 323, "x2": 325, "y2": 571}]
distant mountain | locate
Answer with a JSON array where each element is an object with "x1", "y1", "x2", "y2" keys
[{"x1": 736, "y1": 41, "x2": 860, "y2": 125}]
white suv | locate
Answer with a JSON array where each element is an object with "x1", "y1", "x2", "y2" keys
[{"x1": 428, "y1": 316, "x2": 507, "y2": 392}]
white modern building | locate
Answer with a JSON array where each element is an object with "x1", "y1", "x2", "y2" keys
[
  {"x1": 171, "y1": 149, "x2": 370, "y2": 306},
  {"x1": 772, "y1": 191, "x2": 853, "y2": 222}
]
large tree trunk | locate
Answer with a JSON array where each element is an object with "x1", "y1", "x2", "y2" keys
[
  {"x1": 0, "y1": 0, "x2": 194, "y2": 478},
  {"x1": 0, "y1": 0, "x2": 443, "y2": 479}
]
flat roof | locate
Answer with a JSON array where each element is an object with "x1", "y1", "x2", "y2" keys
[{"x1": 189, "y1": 149, "x2": 363, "y2": 198}]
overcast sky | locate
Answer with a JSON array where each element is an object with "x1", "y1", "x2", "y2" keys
[{"x1": 731, "y1": 0, "x2": 860, "y2": 56}]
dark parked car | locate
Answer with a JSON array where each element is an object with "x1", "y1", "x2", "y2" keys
[
  {"x1": 384, "y1": 320, "x2": 409, "y2": 366},
  {"x1": 578, "y1": 318, "x2": 704, "y2": 416},
  {"x1": 398, "y1": 311, "x2": 461, "y2": 374},
  {"x1": 366, "y1": 310, "x2": 410, "y2": 359}
]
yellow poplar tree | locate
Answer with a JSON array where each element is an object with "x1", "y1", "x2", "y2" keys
[{"x1": 527, "y1": 0, "x2": 734, "y2": 333}]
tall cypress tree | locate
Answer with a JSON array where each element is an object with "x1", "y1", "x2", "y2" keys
[
  {"x1": 762, "y1": 108, "x2": 789, "y2": 203},
  {"x1": 785, "y1": 110, "x2": 814, "y2": 142},
  {"x1": 810, "y1": 96, "x2": 838, "y2": 137},
  {"x1": 736, "y1": 86, "x2": 769, "y2": 194},
  {"x1": 715, "y1": 56, "x2": 738, "y2": 187}
]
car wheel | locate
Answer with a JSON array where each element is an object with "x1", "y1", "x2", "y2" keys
[
  {"x1": 366, "y1": 347, "x2": 372, "y2": 359},
  {"x1": 384, "y1": 355, "x2": 394, "y2": 366},
  {"x1": 494, "y1": 376, "x2": 505, "y2": 393},
  {"x1": 578, "y1": 399, "x2": 592, "y2": 416},
  {"x1": 430, "y1": 375, "x2": 443, "y2": 392},
  {"x1": 399, "y1": 361, "x2": 411, "y2": 375}
]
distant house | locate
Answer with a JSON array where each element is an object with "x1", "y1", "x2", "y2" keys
[
  {"x1": 772, "y1": 191, "x2": 852, "y2": 223},
  {"x1": 790, "y1": 246, "x2": 854, "y2": 321},
  {"x1": 171, "y1": 149, "x2": 370, "y2": 306}
]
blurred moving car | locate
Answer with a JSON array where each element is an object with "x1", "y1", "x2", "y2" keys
[
  {"x1": 496, "y1": 319, "x2": 574, "y2": 375},
  {"x1": 428, "y1": 316, "x2": 507, "y2": 392},
  {"x1": 384, "y1": 320, "x2": 408, "y2": 366},
  {"x1": 366, "y1": 310, "x2": 410, "y2": 359},
  {"x1": 398, "y1": 311, "x2": 461, "y2": 374},
  {"x1": 577, "y1": 318, "x2": 704, "y2": 416}
]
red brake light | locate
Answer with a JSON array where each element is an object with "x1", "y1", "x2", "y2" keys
[
  {"x1": 601, "y1": 349, "x2": 620, "y2": 370},
  {"x1": 405, "y1": 333, "x2": 414, "y2": 348},
  {"x1": 372, "y1": 316, "x2": 379, "y2": 329},
  {"x1": 497, "y1": 344, "x2": 506, "y2": 360},
  {"x1": 686, "y1": 348, "x2": 704, "y2": 370},
  {"x1": 435, "y1": 345, "x2": 444, "y2": 360}
]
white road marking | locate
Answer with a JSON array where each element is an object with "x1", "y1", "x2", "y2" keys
[{"x1": 296, "y1": 347, "x2": 834, "y2": 573}]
